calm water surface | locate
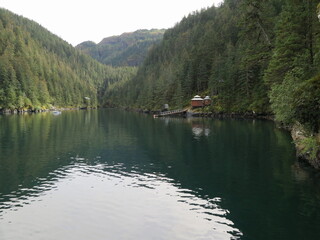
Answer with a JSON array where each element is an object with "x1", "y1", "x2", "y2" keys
[{"x1": 0, "y1": 109, "x2": 320, "y2": 240}]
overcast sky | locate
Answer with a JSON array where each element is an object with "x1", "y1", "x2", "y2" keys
[{"x1": 1, "y1": 0, "x2": 224, "y2": 46}]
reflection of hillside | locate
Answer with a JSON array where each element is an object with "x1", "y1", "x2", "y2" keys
[{"x1": 0, "y1": 110, "x2": 104, "y2": 195}]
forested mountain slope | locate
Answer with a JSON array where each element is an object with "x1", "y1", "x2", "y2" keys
[
  {"x1": 76, "y1": 29, "x2": 165, "y2": 67},
  {"x1": 0, "y1": 8, "x2": 136, "y2": 111},
  {"x1": 104, "y1": 0, "x2": 320, "y2": 131}
]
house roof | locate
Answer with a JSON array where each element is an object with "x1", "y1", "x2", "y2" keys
[{"x1": 191, "y1": 95, "x2": 203, "y2": 101}]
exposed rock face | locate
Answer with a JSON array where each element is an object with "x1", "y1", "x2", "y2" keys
[{"x1": 291, "y1": 123, "x2": 320, "y2": 169}]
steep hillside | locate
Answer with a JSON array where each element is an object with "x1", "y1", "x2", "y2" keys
[
  {"x1": 0, "y1": 8, "x2": 136, "y2": 111},
  {"x1": 76, "y1": 29, "x2": 165, "y2": 66},
  {"x1": 104, "y1": 0, "x2": 319, "y2": 122},
  {"x1": 102, "y1": 0, "x2": 320, "y2": 167}
]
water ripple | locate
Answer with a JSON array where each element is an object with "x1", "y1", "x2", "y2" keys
[{"x1": 0, "y1": 157, "x2": 242, "y2": 239}]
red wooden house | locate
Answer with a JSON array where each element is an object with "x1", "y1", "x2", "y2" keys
[{"x1": 191, "y1": 95, "x2": 204, "y2": 107}]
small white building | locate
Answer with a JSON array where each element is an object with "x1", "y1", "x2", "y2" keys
[{"x1": 204, "y1": 96, "x2": 211, "y2": 106}]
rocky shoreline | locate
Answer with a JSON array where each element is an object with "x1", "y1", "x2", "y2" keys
[
  {"x1": 0, "y1": 106, "x2": 97, "y2": 114},
  {"x1": 290, "y1": 123, "x2": 320, "y2": 170}
]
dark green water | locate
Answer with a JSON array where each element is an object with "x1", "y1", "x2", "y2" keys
[{"x1": 0, "y1": 109, "x2": 320, "y2": 240}]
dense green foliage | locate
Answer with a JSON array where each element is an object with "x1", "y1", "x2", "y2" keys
[
  {"x1": 103, "y1": 0, "x2": 320, "y2": 134},
  {"x1": 0, "y1": 8, "x2": 136, "y2": 111},
  {"x1": 76, "y1": 29, "x2": 165, "y2": 67}
]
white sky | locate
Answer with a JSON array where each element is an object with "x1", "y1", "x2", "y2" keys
[{"x1": 0, "y1": 0, "x2": 224, "y2": 46}]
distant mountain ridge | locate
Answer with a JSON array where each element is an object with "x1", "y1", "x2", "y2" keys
[{"x1": 76, "y1": 29, "x2": 165, "y2": 67}]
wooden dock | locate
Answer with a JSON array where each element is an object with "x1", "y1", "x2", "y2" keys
[{"x1": 153, "y1": 109, "x2": 187, "y2": 118}]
